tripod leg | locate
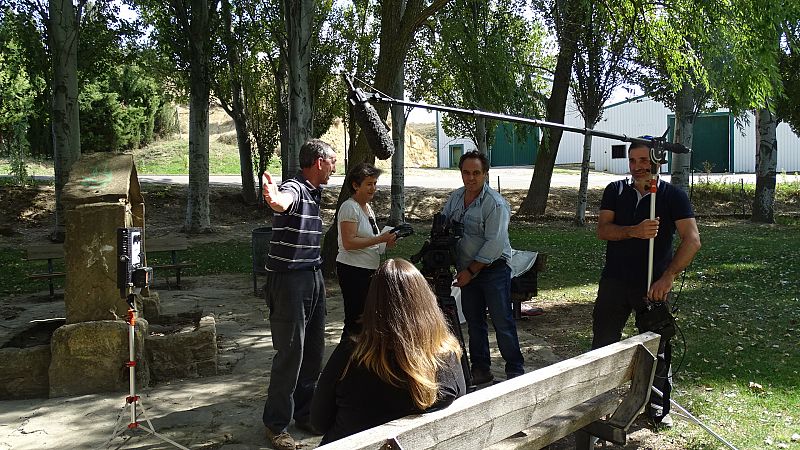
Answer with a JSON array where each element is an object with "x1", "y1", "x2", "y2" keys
[{"x1": 440, "y1": 296, "x2": 472, "y2": 387}]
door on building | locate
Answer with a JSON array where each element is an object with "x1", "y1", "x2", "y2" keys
[
  {"x1": 449, "y1": 144, "x2": 464, "y2": 168},
  {"x1": 668, "y1": 113, "x2": 731, "y2": 173},
  {"x1": 490, "y1": 123, "x2": 538, "y2": 167}
]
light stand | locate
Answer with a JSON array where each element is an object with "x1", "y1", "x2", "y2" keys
[
  {"x1": 105, "y1": 227, "x2": 187, "y2": 449},
  {"x1": 105, "y1": 294, "x2": 188, "y2": 450}
]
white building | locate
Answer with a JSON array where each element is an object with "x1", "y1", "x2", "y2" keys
[{"x1": 436, "y1": 95, "x2": 800, "y2": 174}]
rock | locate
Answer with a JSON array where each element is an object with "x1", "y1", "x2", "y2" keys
[
  {"x1": 137, "y1": 291, "x2": 161, "y2": 322},
  {"x1": 146, "y1": 315, "x2": 217, "y2": 382},
  {"x1": 0, "y1": 345, "x2": 51, "y2": 400},
  {"x1": 48, "y1": 319, "x2": 149, "y2": 397}
]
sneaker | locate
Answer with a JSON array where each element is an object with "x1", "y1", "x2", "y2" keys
[
  {"x1": 265, "y1": 427, "x2": 296, "y2": 450},
  {"x1": 659, "y1": 413, "x2": 674, "y2": 428},
  {"x1": 295, "y1": 418, "x2": 323, "y2": 436},
  {"x1": 470, "y1": 367, "x2": 494, "y2": 386}
]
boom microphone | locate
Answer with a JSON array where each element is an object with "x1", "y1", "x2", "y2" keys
[{"x1": 344, "y1": 74, "x2": 395, "y2": 160}]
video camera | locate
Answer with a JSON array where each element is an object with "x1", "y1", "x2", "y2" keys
[{"x1": 410, "y1": 213, "x2": 463, "y2": 274}]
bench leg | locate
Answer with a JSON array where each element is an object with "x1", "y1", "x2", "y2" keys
[
  {"x1": 171, "y1": 250, "x2": 181, "y2": 289},
  {"x1": 48, "y1": 258, "x2": 55, "y2": 299},
  {"x1": 574, "y1": 430, "x2": 598, "y2": 450}
]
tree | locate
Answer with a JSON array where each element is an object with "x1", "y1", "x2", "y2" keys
[
  {"x1": 0, "y1": 9, "x2": 43, "y2": 185},
  {"x1": 321, "y1": 0, "x2": 450, "y2": 277},
  {"x1": 571, "y1": 0, "x2": 632, "y2": 226},
  {"x1": 49, "y1": 0, "x2": 84, "y2": 240},
  {"x1": 212, "y1": 0, "x2": 257, "y2": 204},
  {"x1": 410, "y1": 0, "x2": 549, "y2": 154},
  {"x1": 134, "y1": 0, "x2": 220, "y2": 233},
  {"x1": 517, "y1": 0, "x2": 586, "y2": 216}
]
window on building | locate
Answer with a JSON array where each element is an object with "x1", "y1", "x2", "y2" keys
[{"x1": 611, "y1": 144, "x2": 626, "y2": 159}]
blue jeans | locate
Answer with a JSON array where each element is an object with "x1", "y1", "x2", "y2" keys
[
  {"x1": 262, "y1": 270, "x2": 326, "y2": 433},
  {"x1": 460, "y1": 263, "x2": 524, "y2": 377}
]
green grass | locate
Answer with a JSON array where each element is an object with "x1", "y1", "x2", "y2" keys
[{"x1": 386, "y1": 220, "x2": 800, "y2": 449}]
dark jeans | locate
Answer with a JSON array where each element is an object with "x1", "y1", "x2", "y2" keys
[
  {"x1": 262, "y1": 269, "x2": 326, "y2": 433},
  {"x1": 591, "y1": 276, "x2": 672, "y2": 421},
  {"x1": 336, "y1": 262, "x2": 375, "y2": 338},
  {"x1": 460, "y1": 263, "x2": 524, "y2": 377}
]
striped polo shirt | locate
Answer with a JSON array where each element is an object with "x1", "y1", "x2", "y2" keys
[{"x1": 266, "y1": 173, "x2": 323, "y2": 271}]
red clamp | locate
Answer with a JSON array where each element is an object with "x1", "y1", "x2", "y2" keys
[
  {"x1": 127, "y1": 422, "x2": 140, "y2": 429},
  {"x1": 125, "y1": 361, "x2": 137, "y2": 367},
  {"x1": 126, "y1": 395, "x2": 140, "y2": 403}
]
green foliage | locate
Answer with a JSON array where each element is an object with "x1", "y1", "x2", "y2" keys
[
  {"x1": 78, "y1": 65, "x2": 173, "y2": 153},
  {"x1": 408, "y1": 0, "x2": 550, "y2": 144},
  {"x1": 0, "y1": 7, "x2": 43, "y2": 169}
]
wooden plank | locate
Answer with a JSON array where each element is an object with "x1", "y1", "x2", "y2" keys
[
  {"x1": 317, "y1": 333, "x2": 661, "y2": 450},
  {"x1": 487, "y1": 391, "x2": 620, "y2": 450},
  {"x1": 28, "y1": 272, "x2": 66, "y2": 279},
  {"x1": 147, "y1": 235, "x2": 188, "y2": 252},
  {"x1": 152, "y1": 263, "x2": 197, "y2": 270},
  {"x1": 26, "y1": 244, "x2": 65, "y2": 260}
]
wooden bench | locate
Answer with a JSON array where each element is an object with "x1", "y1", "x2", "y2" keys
[
  {"x1": 510, "y1": 252, "x2": 547, "y2": 320},
  {"x1": 26, "y1": 243, "x2": 67, "y2": 298},
  {"x1": 24, "y1": 235, "x2": 196, "y2": 295},
  {"x1": 146, "y1": 235, "x2": 197, "y2": 290},
  {"x1": 317, "y1": 332, "x2": 661, "y2": 450}
]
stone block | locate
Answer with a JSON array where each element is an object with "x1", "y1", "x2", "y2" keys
[
  {"x1": 48, "y1": 319, "x2": 150, "y2": 397},
  {"x1": 146, "y1": 315, "x2": 218, "y2": 382},
  {"x1": 64, "y1": 202, "x2": 132, "y2": 323},
  {"x1": 0, "y1": 345, "x2": 51, "y2": 400},
  {"x1": 137, "y1": 291, "x2": 161, "y2": 322}
]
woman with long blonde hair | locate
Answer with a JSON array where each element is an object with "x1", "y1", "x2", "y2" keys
[{"x1": 310, "y1": 258, "x2": 466, "y2": 444}]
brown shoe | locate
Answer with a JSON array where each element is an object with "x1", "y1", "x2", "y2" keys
[{"x1": 265, "y1": 427, "x2": 296, "y2": 450}]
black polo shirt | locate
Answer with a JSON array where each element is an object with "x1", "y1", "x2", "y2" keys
[
  {"x1": 600, "y1": 179, "x2": 694, "y2": 290},
  {"x1": 266, "y1": 173, "x2": 323, "y2": 271}
]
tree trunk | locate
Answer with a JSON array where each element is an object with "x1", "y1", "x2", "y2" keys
[
  {"x1": 390, "y1": 67, "x2": 406, "y2": 226},
  {"x1": 517, "y1": 28, "x2": 577, "y2": 216},
  {"x1": 321, "y1": 0, "x2": 448, "y2": 275},
  {"x1": 184, "y1": 0, "x2": 212, "y2": 233},
  {"x1": 283, "y1": 0, "x2": 314, "y2": 178},
  {"x1": 476, "y1": 116, "x2": 487, "y2": 154},
  {"x1": 274, "y1": 57, "x2": 290, "y2": 181},
  {"x1": 671, "y1": 84, "x2": 695, "y2": 193},
  {"x1": 752, "y1": 107, "x2": 777, "y2": 223},
  {"x1": 49, "y1": 0, "x2": 81, "y2": 241},
  {"x1": 221, "y1": 0, "x2": 256, "y2": 204},
  {"x1": 574, "y1": 121, "x2": 593, "y2": 226}
]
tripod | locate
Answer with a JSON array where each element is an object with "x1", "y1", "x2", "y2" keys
[
  {"x1": 428, "y1": 270, "x2": 473, "y2": 389},
  {"x1": 105, "y1": 294, "x2": 188, "y2": 450}
]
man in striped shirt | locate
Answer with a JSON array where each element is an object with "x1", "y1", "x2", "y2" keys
[{"x1": 261, "y1": 139, "x2": 336, "y2": 450}]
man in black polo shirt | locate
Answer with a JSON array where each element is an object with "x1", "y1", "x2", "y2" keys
[
  {"x1": 261, "y1": 139, "x2": 336, "y2": 450},
  {"x1": 592, "y1": 142, "x2": 701, "y2": 426}
]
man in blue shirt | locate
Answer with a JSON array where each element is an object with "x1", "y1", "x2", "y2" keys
[
  {"x1": 593, "y1": 142, "x2": 701, "y2": 426},
  {"x1": 442, "y1": 151, "x2": 524, "y2": 385},
  {"x1": 261, "y1": 139, "x2": 336, "y2": 450}
]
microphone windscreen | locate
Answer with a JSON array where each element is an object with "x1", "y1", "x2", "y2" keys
[{"x1": 349, "y1": 92, "x2": 395, "y2": 160}]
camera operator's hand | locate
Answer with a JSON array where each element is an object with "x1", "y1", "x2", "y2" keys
[
  {"x1": 648, "y1": 273, "x2": 674, "y2": 302},
  {"x1": 453, "y1": 270, "x2": 473, "y2": 287},
  {"x1": 632, "y1": 217, "x2": 659, "y2": 239}
]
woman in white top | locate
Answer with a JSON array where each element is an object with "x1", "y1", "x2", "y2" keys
[{"x1": 337, "y1": 162, "x2": 397, "y2": 337}]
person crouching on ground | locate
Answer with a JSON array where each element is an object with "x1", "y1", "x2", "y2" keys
[
  {"x1": 310, "y1": 258, "x2": 467, "y2": 444},
  {"x1": 336, "y1": 162, "x2": 397, "y2": 338}
]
